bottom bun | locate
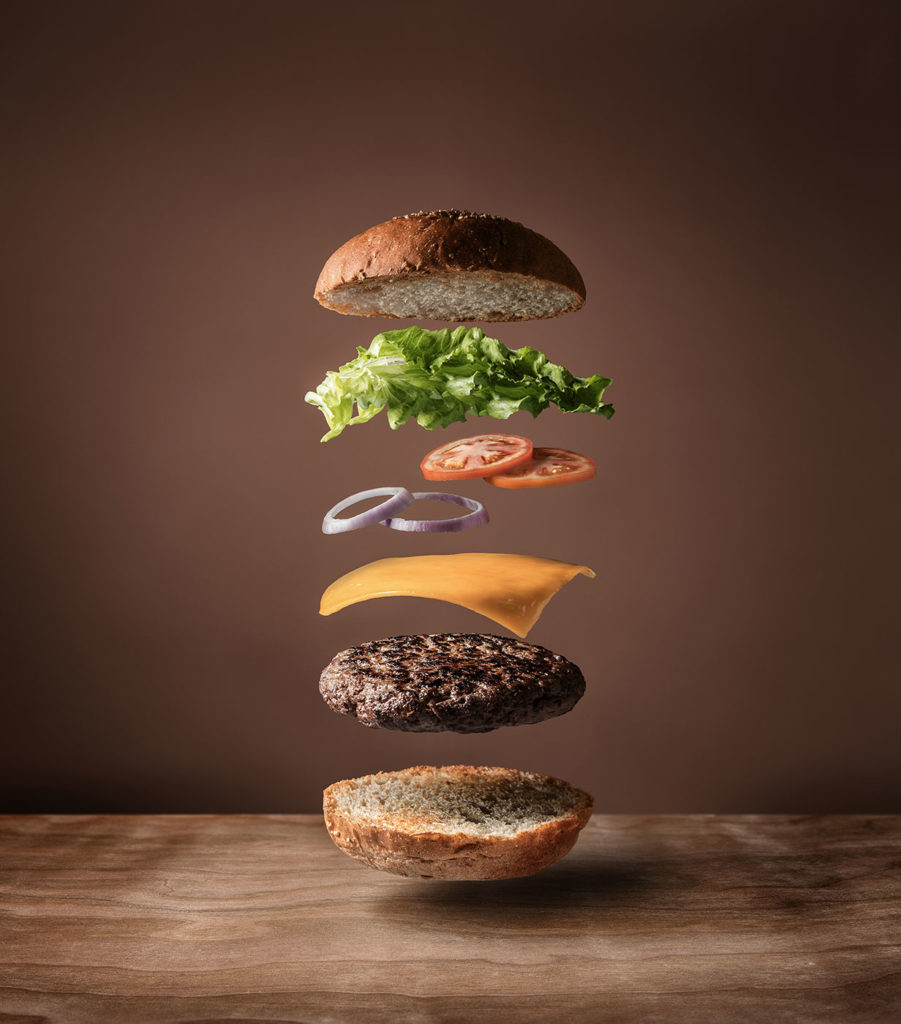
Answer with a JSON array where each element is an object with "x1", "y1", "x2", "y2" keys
[{"x1": 323, "y1": 765, "x2": 593, "y2": 880}]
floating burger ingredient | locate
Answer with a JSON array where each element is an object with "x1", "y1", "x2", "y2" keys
[
  {"x1": 420, "y1": 434, "x2": 534, "y2": 480},
  {"x1": 485, "y1": 446, "x2": 596, "y2": 489},
  {"x1": 314, "y1": 210, "x2": 586, "y2": 321},
  {"x1": 319, "y1": 552, "x2": 595, "y2": 639},
  {"x1": 419, "y1": 435, "x2": 596, "y2": 489},
  {"x1": 378, "y1": 492, "x2": 487, "y2": 533},
  {"x1": 323, "y1": 765, "x2": 594, "y2": 881},
  {"x1": 322, "y1": 487, "x2": 488, "y2": 535},
  {"x1": 305, "y1": 325, "x2": 613, "y2": 442},
  {"x1": 319, "y1": 633, "x2": 586, "y2": 733},
  {"x1": 321, "y1": 486, "x2": 414, "y2": 534}
]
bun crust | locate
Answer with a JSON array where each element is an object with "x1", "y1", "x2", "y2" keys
[
  {"x1": 323, "y1": 765, "x2": 593, "y2": 880},
  {"x1": 314, "y1": 210, "x2": 586, "y2": 322}
]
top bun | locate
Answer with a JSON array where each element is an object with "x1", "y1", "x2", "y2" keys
[{"x1": 314, "y1": 210, "x2": 586, "y2": 322}]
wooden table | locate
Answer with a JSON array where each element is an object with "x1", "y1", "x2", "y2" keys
[{"x1": 0, "y1": 815, "x2": 899, "y2": 1023}]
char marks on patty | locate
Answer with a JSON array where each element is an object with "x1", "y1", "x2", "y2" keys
[{"x1": 318, "y1": 633, "x2": 585, "y2": 733}]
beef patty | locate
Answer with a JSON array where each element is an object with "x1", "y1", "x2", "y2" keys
[{"x1": 318, "y1": 633, "x2": 586, "y2": 733}]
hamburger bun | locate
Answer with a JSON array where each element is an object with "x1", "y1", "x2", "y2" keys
[
  {"x1": 323, "y1": 764, "x2": 593, "y2": 880},
  {"x1": 314, "y1": 210, "x2": 586, "y2": 322}
]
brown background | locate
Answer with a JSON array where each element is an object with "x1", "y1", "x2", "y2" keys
[{"x1": 1, "y1": 1, "x2": 898, "y2": 813}]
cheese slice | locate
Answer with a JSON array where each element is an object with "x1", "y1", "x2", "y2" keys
[{"x1": 319, "y1": 553, "x2": 595, "y2": 638}]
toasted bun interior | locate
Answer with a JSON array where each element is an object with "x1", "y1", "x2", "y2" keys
[
  {"x1": 323, "y1": 764, "x2": 593, "y2": 880},
  {"x1": 314, "y1": 210, "x2": 586, "y2": 322}
]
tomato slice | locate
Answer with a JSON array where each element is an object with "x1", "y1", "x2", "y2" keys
[
  {"x1": 420, "y1": 434, "x2": 534, "y2": 481},
  {"x1": 484, "y1": 447, "x2": 596, "y2": 488}
]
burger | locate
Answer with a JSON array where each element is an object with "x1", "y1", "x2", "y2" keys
[{"x1": 310, "y1": 210, "x2": 610, "y2": 880}]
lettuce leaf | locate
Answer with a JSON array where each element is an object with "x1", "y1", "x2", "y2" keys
[{"x1": 305, "y1": 326, "x2": 614, "y2": 441}]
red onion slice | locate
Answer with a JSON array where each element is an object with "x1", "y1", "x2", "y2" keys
[
  {"x1": 380, "y1": 491, "x2": 489, "y2": 533},
  {"x1": 322, "y1": 487, "x2": 414, "y2": 535}
]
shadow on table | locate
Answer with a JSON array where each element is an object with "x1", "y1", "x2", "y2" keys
[{"x1": 373, "y1": 851, "x2": 667, "y2": 930}]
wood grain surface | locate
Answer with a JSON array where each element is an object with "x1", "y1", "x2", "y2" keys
[{"x1": 0, "y1": 815, "x2": 899, "y2": 1023}]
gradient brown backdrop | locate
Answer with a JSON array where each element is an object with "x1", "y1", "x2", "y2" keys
[{"x1": 2, "y1": 1, "x2": 899, "y2": 812}]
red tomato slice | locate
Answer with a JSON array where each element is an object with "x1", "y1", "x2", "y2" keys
[
  {"x1": 420, "y1": 435, "x2": 534, "y2": 481},
  {"x1": 484, "y1": 447, "x2": 596, "y2": 488}
]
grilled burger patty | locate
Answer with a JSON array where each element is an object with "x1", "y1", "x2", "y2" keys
[{"x1": 318, "y1": 633, "x2": 586, "y2": 733}]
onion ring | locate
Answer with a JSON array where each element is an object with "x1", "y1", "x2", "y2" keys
[
  {"x1": 322, "y1": 487, "x2": 414, "y2": 535},
  {"x1": 380, "y1": 492, "x2": 488, "y2": 533}
]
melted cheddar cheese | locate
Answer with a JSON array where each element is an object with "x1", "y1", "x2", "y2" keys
[{"x1": 319, "y1": 553, "x2": 595, "y2": 637}]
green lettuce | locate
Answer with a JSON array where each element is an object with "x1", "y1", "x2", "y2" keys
[{"x1": 305, "y1": 325, "x2": 614, "y2": 442}]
